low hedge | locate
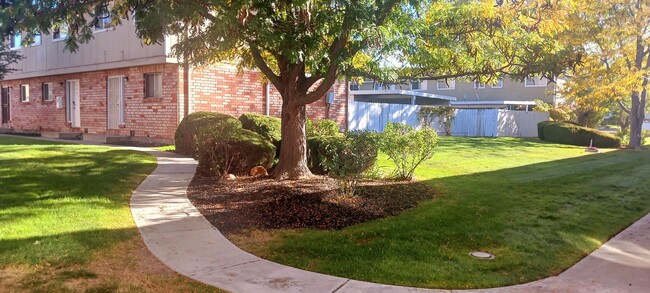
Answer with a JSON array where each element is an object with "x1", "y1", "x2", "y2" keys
[
  {"x1": 175, "y1": 112, "x2": 241, "y2": 157},
  {"x1": 537, "y1": 121, "x2": 553, "y2": 141},
  {"x1": 239, "y1": 113, "x2": 282, "y2": 143},
  {"x1": 196, "y1": 124, "x2": 275, "y2": 176},
  {"x1": 541, "y1": 122, "x2": 620, "y2": 148}
]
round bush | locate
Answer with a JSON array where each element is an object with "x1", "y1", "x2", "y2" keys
[
  {"x1": 307, "y1": 119, "x2": 341, "y2": 137},
  {"x1": 239, "y1": 113, "x2": 282, "y2": 143},
  {"x1": 541, "y1": 122, "x2": 620, "y2": 148},
  {"x1": 197, "y1": 125, "x2": 276, "y2": 177},
  {"x1": 175, "y1": 112, "x2": 241, "y2": 157},
  {"x1": 307, "y1": 136, "x2": 343, "y2": 175}
]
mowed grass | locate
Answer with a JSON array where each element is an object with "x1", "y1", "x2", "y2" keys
[
  {"x1": 237, "y1": 137, "x2": 650, "y2": 289},
  {"x1": 0, "y1": 136, "x2": 220, "y2": 292}
]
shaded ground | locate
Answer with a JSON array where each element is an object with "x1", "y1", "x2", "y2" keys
[
  {"x1": 0, "y1": 237, "x2": 222, "y2": 293},
  {"x1": 188, "y1": 176, "x2": 437, "y2": 234}
]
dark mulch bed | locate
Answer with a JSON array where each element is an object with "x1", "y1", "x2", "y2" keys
[{"x1": 187, "y1": 175, "x2": 437, "y2": 234}]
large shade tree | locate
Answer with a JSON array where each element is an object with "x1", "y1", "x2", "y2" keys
[
  {"x1": 1, "y1": 0, "x2": 578, "y2": 178},
  {"x1": 560, "y1": 0, "x2": 649, "y2": 148}
]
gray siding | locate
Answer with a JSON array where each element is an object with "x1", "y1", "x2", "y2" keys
[
  {"x1": 4, "y1": 19, "x2": 172, "y2": 80},
  {"x1": 422, "y1": 78, "x2": 556, "y2": 104}
]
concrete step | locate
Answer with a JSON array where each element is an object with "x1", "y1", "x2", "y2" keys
[
  {"x1": 82, "y1": 134, "x2": 131, "y2": 144},
  {"x1": 58, "y1": 132, "x2": 83, "y2": 140}
]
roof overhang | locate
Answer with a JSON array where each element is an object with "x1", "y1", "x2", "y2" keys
[
  {"x1": 351, "y1": 90, "x2": 456, "y2": 106},
  {"x1": 451, "y1": 100, "x2": 537, "y2": 109}
]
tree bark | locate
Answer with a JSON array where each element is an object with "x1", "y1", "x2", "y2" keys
[
  {"x1": 628, "y1": 90, "x2": 646, "y2": 149},
  {"x1": 272, "y1": 99, "x2": 312, "y2": 179}
]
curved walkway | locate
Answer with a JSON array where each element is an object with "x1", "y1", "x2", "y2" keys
[{"x1": 130, "y1": 150, "x2": 650, "y2": 293}]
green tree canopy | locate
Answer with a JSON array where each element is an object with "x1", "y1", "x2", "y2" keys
[{"x1": 1, "y1": 0, "x2": 581, "y2": 177}]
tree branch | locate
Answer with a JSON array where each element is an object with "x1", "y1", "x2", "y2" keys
[
  {"x1": 618, "y1": 100, "x2": 632, "y2": 114},
  {"x1": 250, "y1": 46, "x2": 282, "y2": 91}
]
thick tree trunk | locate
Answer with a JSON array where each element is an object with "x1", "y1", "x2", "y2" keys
[
  {"x1": 627, "y1": 90, "x2": 645, "y2": 149},
  {"x1": 272, "y1": 99, "x2": 312, "y2": 179}
]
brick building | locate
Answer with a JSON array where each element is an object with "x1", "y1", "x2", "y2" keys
[{"x1": 0, "y1": 19, "x2": 348, "y2": 144}]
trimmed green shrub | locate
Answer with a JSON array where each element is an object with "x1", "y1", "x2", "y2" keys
[
  {"x1": 318, "y1": 131, "x2": 379, "y2": 197},
  {"x1": 307, "y1": 136, "x2": 339, "y2": 174},
  {"x1": 239, "y1": 113, "x2": 282, "y2": 143},
  {"x1": 541, "y1": 122, "x2": 620, "y2": 148},
  {"x1": 175, "y1": 112, "x2": 241, "y2": 157},
  {"x1": 196, "y1": 124, "x2": 275, "y2": 176},
  {"x1": 307, "y1": 119, "x2": 341, "y2": 137},
  {"x1": 537, "y1": 121, "x2": 553, "y2": 140},
  {"x1": 380, "y1": 123, "x2": 438, "y2": 180}
]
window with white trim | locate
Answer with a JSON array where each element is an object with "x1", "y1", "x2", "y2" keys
[
  {"x1": 10, "y1": 32, "x2": 22, "y2": 49},
  {"x1": 525, "y1": 76, "x2": 548, "y2": 87},
  {"x1": 144, "y1": 73, "x2": 163, "y2": 98},
  {"x1": 349, "y1": 83, "x2": 360, "y2": 91},
  {"x1": 20, "y1": 84, "x2": 30, "y2": 102},
  {"x1": 474, "y1": 81, "x2": 485, "y2": 89},
  {"x1": 31, "y1": 32, "x2": 41, "y2": 46},
  {"x1": 436, "y1": 80, "x2": 455, "y2": 90},
  {"x1": 42, "y1": 83, "x2": 54, "y2": 101},
  {"x1": 53, "y1": 26, "x2": 68, "y2": 41},
  {"x1": 491, "y1": 78, "x2": 504, "y2": 88},
  {"x1": 94, "y1": 12, "x2": 114, "y2": 31},
  {"x1": 411, "y1": 80, "x2": 420, "y2": 90}
]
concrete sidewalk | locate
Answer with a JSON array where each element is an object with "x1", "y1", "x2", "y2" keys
[{"x1": 129, "y1": 150, "x2": 650, "y2": 293}]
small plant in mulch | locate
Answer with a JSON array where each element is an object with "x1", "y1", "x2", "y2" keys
[{"x1": 319, "y1": 131, "x2": 379, "y2": 197}]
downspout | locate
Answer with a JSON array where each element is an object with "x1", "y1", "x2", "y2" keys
[
  {"x1": 265, "y1": 82, "x2": 270, "y2": 116},
  {"x1": 183, "y1": 26, "x2": 191, "y2": 118}
]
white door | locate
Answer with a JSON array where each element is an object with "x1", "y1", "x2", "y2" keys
[
  {"x1": 107, "y1": 77, "x2": 124, "y2": 129},
  {"x1": 66, "y1": 80, "x2": 81, "y2": 128}
]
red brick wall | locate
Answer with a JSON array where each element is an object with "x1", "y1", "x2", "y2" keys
[
  {"x1": 1, "y1": 63, "x2": 349, "y2": 142},
  {"x1": 189, "y1": 65, "x2": 348, "y2": 131},
  {"x1": 0, "y1": 75, "x2": 70, "y2": 132},
  {"x1": 0, "y1": 64, "x2": 180, "y2": 142}
]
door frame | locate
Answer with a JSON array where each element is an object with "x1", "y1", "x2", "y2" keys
[
  {"x1": 106, "y1": 76, "x2": 125, "y2": 130},
  {"x1": 1, "y1": 87, "x2": 10, "y2": 124},
  {"x1": 66, "y1": 80, "x2": 81, "y2": 128}
]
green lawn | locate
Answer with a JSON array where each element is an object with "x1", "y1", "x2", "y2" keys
[
  {"x1": 0, "y1": 136, "x2": 219, "y2": 292},
  {"x1": 237, "y1": 137, "x2": 650, "y2": 289}
]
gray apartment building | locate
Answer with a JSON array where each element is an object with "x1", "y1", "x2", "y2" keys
[{"x1": 350, "y1": 76, "x2": 559, "y2": 110}]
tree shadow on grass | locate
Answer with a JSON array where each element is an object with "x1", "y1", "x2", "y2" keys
[
  {"x1": 251, "y1": 149, "x2": 650, "y2": 289},
  {"x1": 0, "y1": 228, "x2": 138, "y2": 267}
]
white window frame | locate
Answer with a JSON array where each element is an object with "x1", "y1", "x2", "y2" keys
[
  {"x1": 144, "y1": 73, "x2": 163, "y2": 98},
  {"x1": 9, "y1": 32, "x2": 22, "y2": 50},
  {"x1": 436, "y1": 79, "x2": 455, "y2": 90},
  {"x1": 491, "y1": 78, "x2": 504, "y2": 88},
  {"x1": 20, "y1": 84, "x2": 30, "y2": 103},
  {"x1": 30, "y1": 32, "x2": 42, "y2": 46},
  {"x1": 42, "y1": 82, "x2": 54, "y2": 101},
  {"x1": 94, "y1": 12, "x2": 114, "y2": 32},
  {"x1": 349, "y1": 83, "x2": 360, "y2": 91},
  {"x1": 474, "y1": 81, "x2": 486, "y2": 89},
  {"x1": 52, "y1": 26, "x2": 68, "y2": 42},
  {"x1": 525, "y1": 76, "x2": 549, "y2": 87},
  {"x1": 411, "y1": 80, "x2": 420, "y2": 90}
]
